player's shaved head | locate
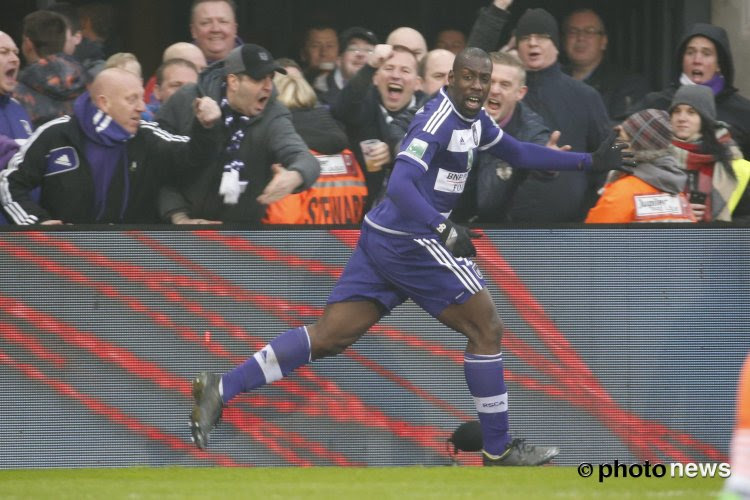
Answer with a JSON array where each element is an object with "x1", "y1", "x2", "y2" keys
[{"x1": 453, "y1": 47, "x2": 492, "y2": 73}]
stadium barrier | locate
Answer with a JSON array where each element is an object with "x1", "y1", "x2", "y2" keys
[{"x1": 1, "y1": 227, "x2": 748, "y2": 467}]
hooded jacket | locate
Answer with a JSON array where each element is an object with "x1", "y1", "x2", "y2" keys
[
  {"x1": 156, "y1": 59, "x2": 319, "y2": 224},
  {"x1": 633, "y1": 23, "x2": 750, "y2": 158},
  {"x1": 13, "y1": 53, "x2": 88, "y2": 128}
]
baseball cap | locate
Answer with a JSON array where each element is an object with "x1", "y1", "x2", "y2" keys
[
  {"x1": 224, "y1": 44, "x2": 287, "y2": 79},
  {"x1": 339, "y1": 26, "x2": 379, "y2": 52}
]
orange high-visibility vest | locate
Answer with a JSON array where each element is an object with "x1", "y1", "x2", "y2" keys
[
  {"x1": 263, "y1": 149, "x2": 368, "y2": 225},
  {"x1": 585, "y1": 175, "x2": 696, "y2": 223}
]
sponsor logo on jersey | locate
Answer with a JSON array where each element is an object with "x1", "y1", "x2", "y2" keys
[
  {"x1": 406, "y1": 138, "x2": 428, "y2": 159},
  {"x1": 434, "y1": 168, "x2": 468, "y2": 193}
]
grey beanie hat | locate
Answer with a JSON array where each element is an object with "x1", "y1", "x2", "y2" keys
[{"x1": 669, "y1": 85, "x2": 717, "y2": 123}]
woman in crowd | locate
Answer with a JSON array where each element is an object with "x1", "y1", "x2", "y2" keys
[{"x1": 587, "y1": 86, "x2": 750, "y2": 223}]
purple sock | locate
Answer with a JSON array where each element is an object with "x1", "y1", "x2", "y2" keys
[
  {"x1": 220, "y1": 326, "x2": 312, "y2": 403},
  {"x1": 464, "y1": 352, "x2": 510, "y2": 456}
]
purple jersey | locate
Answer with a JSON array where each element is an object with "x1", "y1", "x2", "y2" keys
[{"x1": 365, "y1": 89, "x2": 503, "y2": 235}]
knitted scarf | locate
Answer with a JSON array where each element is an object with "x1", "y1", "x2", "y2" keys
[
  {"x1": 669, "y1": 126, "x2": 740, "y2": 221},
  {"x1": 219, "y1": 82, "x2": 251, "y2": 205},
  {"x1": 73, "y1": 92, "x2": 133, "y2": 222}
]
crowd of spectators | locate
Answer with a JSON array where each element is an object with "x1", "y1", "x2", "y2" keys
[{"x1": 1, "y1": 0, "x2": 749, "y2": 226}]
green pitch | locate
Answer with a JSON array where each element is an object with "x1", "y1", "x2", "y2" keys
[{"x1": 0, "y1": 466, "x2": 724, "y2": 499}]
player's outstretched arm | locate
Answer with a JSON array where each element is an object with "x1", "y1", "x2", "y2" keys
[{"x1": 487, "y1": 130, "x2": 634, "y2": 173}]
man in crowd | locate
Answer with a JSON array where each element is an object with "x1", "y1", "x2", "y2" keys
[
  {"x1": 434, "y1": 28, "x2": 466, "y2": 55},
  {"x1": 317, "y1": 26, "x2": 378, "y2": 105},
  {"x1": 0, "y1": 31, "x2": 32, "y2": 165},
  {"x1": 386, "y1": 27, "x2": 428, "y2": 61},
  {"x1": 1, "y1": 68, "x2": 220, "y2": 224},
  {"x1": 468, "y1": 2, "x2": 611, "y2": 222},
  {"x1": 14, "y1": 10, "x2": 88, "y2": 127},
  {"x1": 631, "y1": 22, "x2": 750, "y2": 158},
  {"x1": 331, "y1": 44, "x2": 425, "y2": 206},
  {"x1": 147, "y1": 58, "x2": 200, "y2": 117},
  {"x1": 419, "y1": 48, "x2": 455, "y2": 96},
  {"x1": 0, "y1": 32, "x2": 32, "y2": 225},
  {"x1": 190, "y1": 0, "x2": 240, "y2": 64},
  {"x1": 143, "y1": 42, "x2": 207, "y2": 109},
  {"x1": 300, "y1": 24, "x2": 339, "y2": 93},
  {"x1": 157, "y1": 44, "x2": 319, "y2": 225},
  {"x1": 454, "y1": 51, "x2": 555, "y2": 223},
  {"x1": 562, "y1": 8, "x2": 649, "y2": 122}
]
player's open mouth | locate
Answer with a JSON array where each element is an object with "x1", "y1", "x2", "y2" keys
[{"x1": 465, "y1": 96, "x2": 481, "y2": 109}]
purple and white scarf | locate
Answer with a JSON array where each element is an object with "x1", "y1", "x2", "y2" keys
[
  {"x1": 74, "y1": 92, "x2": 134, "y2": 221},
  {"x1": 219, "y1": 83, "x2": 251, "y2": 205}
]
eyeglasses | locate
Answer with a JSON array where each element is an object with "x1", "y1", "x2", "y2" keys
[
  {"x1": 565, "y1": 27, "x2": 604, "y2": 38},
  {"x1": 0, "y1": 47, "x2": 19, "y2": 57},
  {"x1": 345, "y1": 47, "x2": 373, "y2": 55},
  {"x1": 517, "y1": 34, "x2": 552, "y2": 44}
]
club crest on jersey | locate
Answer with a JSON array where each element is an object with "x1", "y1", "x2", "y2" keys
[
  {"x1": 405, "y1": 138, "x2": 428, "y2": 159},
  {"x1": 44, "y1": 146, "x2": 80, "y2": 176}
]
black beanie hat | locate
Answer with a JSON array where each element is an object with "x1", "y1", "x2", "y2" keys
[
  {"x1": 516, "y1": 8, "x2": 559, "y2": 48},
  {"x1": 669, "y1": 85, "x2": 717, "y2": 124}
]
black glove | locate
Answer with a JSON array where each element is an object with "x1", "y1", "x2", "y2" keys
[
  {"x1": 434, "y1": 219, "x2": 481, "y2": 258},
  {"x1": 591, "y1": 130, "x2": 636, "y2": 173}
]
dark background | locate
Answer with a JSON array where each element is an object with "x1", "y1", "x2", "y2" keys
[{"x1": 2, "y1": 0, "x2": 711, "y2": 91}]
